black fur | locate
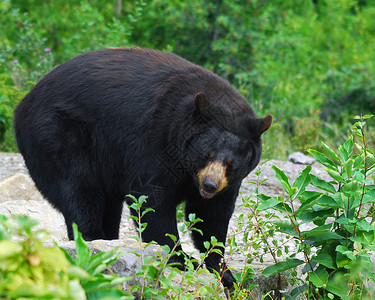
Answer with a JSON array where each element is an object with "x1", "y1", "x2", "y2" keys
[{"x1": 14, "y1": 47, "x2": 271, "y2": 289}]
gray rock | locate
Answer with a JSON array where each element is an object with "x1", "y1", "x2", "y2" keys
[
  {"x1": 0, "y1": 199, "x2": 67, "y2": 241},
  {"x1": 288, "y1": 151, "x2": 316, "y2": 165},
  {"x1": 0, "y1": 173, "x2": 44, "y2": 202}
]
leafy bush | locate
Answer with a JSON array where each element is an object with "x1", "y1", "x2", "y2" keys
[
  {"x1": 256, "y1": 115, "x2": 375, "y2": 299},
  {"x1": 0, "y1": 215, "x2": 132, "y2": 299},
  {"x1": 0, "y1": 48, "x2": 55, "y2": 151},
  {"x1": 1, "y1": 0, "x2": 375, "y2": 157},
  {"x1": 0, "y1": 79, "x2": 27, "y2": 152},
  {"x1": 126, "y1": 194, "x2": 265, "y2": 299},
  {"x1": 127, "y1": 194, "x2": 230, "y2": 299}
]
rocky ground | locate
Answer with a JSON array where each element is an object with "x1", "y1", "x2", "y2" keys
[{"x1": 0, "y1": 152, "x2": 330, "y2": 298}]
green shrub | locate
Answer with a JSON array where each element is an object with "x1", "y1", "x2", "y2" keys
[
  {"x1": 0, "y1": 77, "x2": 27, "y2": 152},
  {"x1": 1, "y1": 0, "x2": 375, "y2": 157},
  {"x1": 0, "y1": 215, "x2": 132, "y2": 299},
  {"x1": 257, "y1": 115, "x2": 375, "y2": 299}
]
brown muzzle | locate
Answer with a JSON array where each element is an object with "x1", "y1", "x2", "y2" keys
[{"x1": 197, "y1": 161, "x2": 228, "y2": 199}]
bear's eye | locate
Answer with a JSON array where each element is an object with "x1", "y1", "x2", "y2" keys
[
  {"x1": 207, "y1": 152, "x2": 215, "y2": 160},
  {"x1": 226, "y1": 159, "x2": 232, "y2": 166}
]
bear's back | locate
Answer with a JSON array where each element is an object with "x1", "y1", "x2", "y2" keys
[{"x1": 18, "y1": 48, "x2": 218, "y2": 116}]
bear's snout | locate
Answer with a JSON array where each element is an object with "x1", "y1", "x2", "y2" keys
[
  {"x1": 197, "y1": 161, "x2": 228, "y2": 199},
  {"x1": 202, "y1": 179, "x2": 218, "y2": 193}
]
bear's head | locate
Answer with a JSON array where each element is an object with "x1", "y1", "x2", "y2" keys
[{"x1": 183, "y1": 92, "x2": 272, "y2": 199}]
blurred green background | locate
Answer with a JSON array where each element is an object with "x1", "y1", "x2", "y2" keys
[{"x1": 1, "y1": 0, "x2": 374, "y2": 159}]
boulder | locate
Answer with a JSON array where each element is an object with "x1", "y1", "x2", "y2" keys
[
  {"x1": 288, "y1": 151, "x2": 316, "y2": 165},
  {"x1": 0, "y1": 199, "x2": 67, "y2": 241},
  {"x1": 0, "y1": 173, "x2": 44, "y2": 202}
]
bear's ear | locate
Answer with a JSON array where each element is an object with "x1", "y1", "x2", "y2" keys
[
  {"x1": 194, "y1": 92, "x2": 206, "y2": 115},
  {"x1": 260, "y1": 114, "x2": 273, "y2": 134},
  {"x1": 250, "y1": 114, "x2": 273, "y2": 136}
]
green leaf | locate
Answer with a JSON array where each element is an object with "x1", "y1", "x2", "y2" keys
[
  {"x1": 322, "y1": 142, "x2": 340, "y2": 163},
  {"x1": 344, "y1": 158, "x2": 354, "y2": 178},
  {"x1": 309, "y1": 150, "x2": 338, "y2": 170},
  {"x1": 335, "y1": 217, "x2": 350, "y2": 225},
  {"x1": 313, "y1": 253, "x2": 335, "y2": 269},
  {"x1": 191, "y1": 227, "x2": 203, "y2": 236},
  {"x1": 262, "y1": 259, "x2": 304, "y2": 277},
  {"x1": 310, "y1": 174, "x2": 336, "y2": 193},
  {"x1": 367, "y1": 165, "x2": 375, "y2": 176},
  {"x1": 165, "y1": 233, "x2": 177, "y2": 243},
  {"x1": 141, "y1": 207, "x2": 155, "y2": 217},
  {"x1": 0, "y1": 240, "x2": 22, "y2": 257},
  {"x1": 256, "y1": 193, "x2": 271, "y2": 201},
  {"x1": 88, "y1": 250, "x2": 122, "y2": 275},
  {"x1": 210, "y1": 236, "x2": 218, "y2": 246},
  {"x1": 145, "y1": 265, "x2": 159, "y2": 279},
  {"x1": 272, "y1": 165, "x2": 293, "y2": 195},
  {"x1": 73, "y1": 223, "x2": 92, "y2": 269},
  {"x1": 352, "y1": 230, "x2": 375, "y2": 246},
  {"x1": 289, "y1": 285, "x2": 308, "y2": 300},
  {"x1": 178, "y1": 224, "x2": 186, "y2": 232},
  {"x1": 275, "y1": 226, "x2": 300, "y2": 238},
  {"x1": 274, "y1": 202, "x2": 293, "y2": 214},
  {"x1": 69, "y1": 280, "x2": 87, "y2": 300},
  {"x1": 356, "y1": 220, "x2": 375, "y2": 232},
  {"x1": 363, "y1": 190, "x2": 375, "y2": 204},
  {"x1": 299, "y1": 209, "x2": 333, "y2": 225},
  {"x1": 301, "y1": 224, "x2": 332, "y2": 238},
  {"x1": 162, "y1": 245, "x2": 171, "y2": 253},
  {"x1": 87, "y1": 289, "x2": 133, "y2": 299},
  {"x1": 188, "y1": 213, "x2": 196, "y2": 222},
  {"x1": 295, "y1": 191, "x2": 322, "y2": 217},
  {"x1": 326, "y1": 277, "x2": 348, "y2": 298},
  {"x1": 83, "y1": 273, "x2": 128, "y2": 293},
  {"x1": 324, "y1": 168, "x2": 344, "y2": 183},
  {"x1": 292, "y1": 165, "x2": 312, "y2": 200},
  {"x1": 342, "y1": 181, "x2": 361, "y2": 198},
  {"x1": 272, "y1": 219, "x2": 296, "y2": 228},
  {"x1": 305, "y1": 231, "x2": 344, "y2": 243},
  {"x1": 352, "y1": 126, "x2": 363, "y2": 138},
  {"x1": 353, "y1": 154, "x2": 364, "y2": 170},
  {"x1": 203, "y1": 241, "x2": 210, "y2": 250},
  {"x1": 309, "y1": 266, "x2": 329, "y2": 287},
  {"x1": 68, "y1": 265, "x2": 92, "y2": 280},
  {"x1": 335, "y1": 249, "x2": 350, "y2": 267},
  {"x1": 343, "y1": 136, "x2": 354, "y2": 159},
  {"x1": 138, "y1": 195, "x2": 148, "y2": 204},
  {"x1": 258, "y1": 197, "x2": 279, "y2": 211},
  {"x1": 317, "y1": 194, "x2": 342, "y2": 209}
]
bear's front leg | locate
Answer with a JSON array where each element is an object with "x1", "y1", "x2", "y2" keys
[
  {"x1": 185, "y1": 187, "x2": 239, "y2": 290},
  {"x1": 128, "y1": 196, "x2": 196, "y2": 269}
]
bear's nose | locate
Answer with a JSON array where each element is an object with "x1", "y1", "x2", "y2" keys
[{"x1": 202, "y1": 179, "x2": 218, "y2": 194}]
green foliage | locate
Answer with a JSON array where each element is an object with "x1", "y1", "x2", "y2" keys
[
  {"x1": 259, "y1": 115, "x2": 375, "y2": 299},
  {"x1": 0, "y1": 82, "x2": 26, "y2": 152},
  {"x1": 1, "y1": 0, "x2": 375, "y2": 156},
  {"x1": 0, "y1": 215, "x2": 77, "y2": 299},
  {"x1": 126, "y1": 194, "x2": 263, "y2": 299},
  {"x1": 60, "y1": 223, "x2": 132, "y2": 299},
  {"x1": 130, "y1": 0, "x2": 375, "y2": 158},
  {"x1": 126, "y1": 194, "x2": 220, "y2": 299},
  {"x1": 0, "y1": 214, "x2": 132, "y2": 299}
]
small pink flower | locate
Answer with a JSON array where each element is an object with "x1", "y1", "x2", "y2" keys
[
  {"x1": 13, "y1": 59, "x2": 18, "y2": 64},
  {"x1": 44, "y1": 48, "x2": 51, "y2": 53}
]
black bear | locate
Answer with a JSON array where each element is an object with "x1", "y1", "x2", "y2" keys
[{"x1": 14, "y1": 47, "x2": 272, "y2": 290}]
